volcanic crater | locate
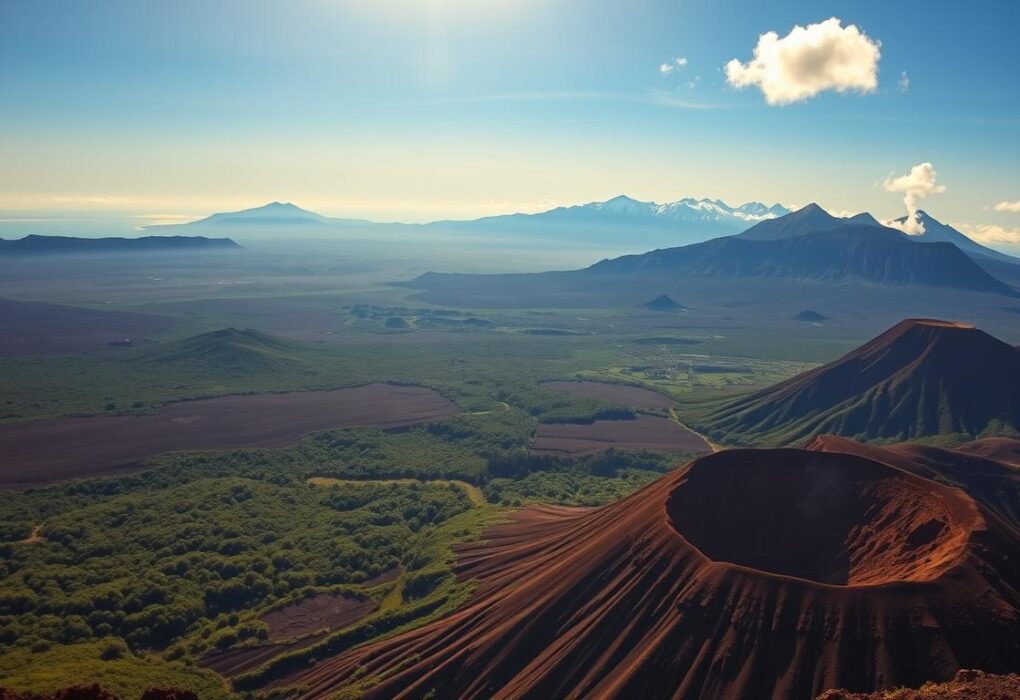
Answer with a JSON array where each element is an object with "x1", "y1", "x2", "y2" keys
[
  {"x1": 666, "y1": 450, "x2": 975, "y2": 586},
  {"x1": 274, "y1": 446, "x2": 1019, "y2": 700}
]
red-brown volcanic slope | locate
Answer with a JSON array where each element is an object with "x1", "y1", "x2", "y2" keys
[
  {"x1": 541, "y1": 381, "x2": 677, "y2": 411},
  {"x1": 277, "y1": 448, "x2": 1020, "y2": 700},
  {"x1": 531, "y1": 414, "x2": 711, "y2": 457},
  {"x1": 808, "y1": 435, "x2": 1020, "y2": 530},
  {"x1": 0, "y1": 384, "x2": 456, "y2": 488},
  {"x1": 704, "y1": 318, "x2": 1020, "y2": 444}
]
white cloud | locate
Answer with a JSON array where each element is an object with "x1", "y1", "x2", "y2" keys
[
  {"x1": 993, "y1": 200, "x2": 1020, "y2": 213},
  {"x1": 725, "y1": 17, "x2": 881, "y2": 105},
  {"x1": 659, "y1": 57, "x2": 688, "y2": 75},
  {"x1": 882, "y1": 162, "x2": 946, "y2": 234},
  {"x1": 898, "y1": 70, "x2": 909, "y2": 92},
  {"x1": 956, "y1": 223, "x2": 1020, "y2": 245}
]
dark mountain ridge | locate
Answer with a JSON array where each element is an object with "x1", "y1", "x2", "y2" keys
[
  {"x1": 586, "y1": 225, "x2": 1017, "y2": 294},
  {"x1": 0, "y1": 234, "x2": 239, "y2": 256},
  {"x1": 407, "y1": 207, "x2": 1019, "y2": 306},
  {"x1": 738, "y1": 204, "x2": 1018, "y2": 267},
  {"x1": 736, "y1": 203, "x2": 881, "y2": 240}
]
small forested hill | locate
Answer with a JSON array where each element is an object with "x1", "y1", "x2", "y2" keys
[
  {"x1": 131, "y1": 328, "x2": 305, "y2": 378},
  {"x1": 691, "y1": 319, "x2": 1020, "y2": 445},
  {"x1": 0, "y1": 235, "x2": 239, "y2": 256},
  {"x1": 641, "y1": 295, "x2": 684, "y2": 311},
  {"x1": 793, "y1": 310, "x2": 828, "y2": 322}
]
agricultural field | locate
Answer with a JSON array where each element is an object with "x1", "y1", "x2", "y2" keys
[
  {"x1": 0, "y1": 384, "x2": 457, "y2": 488},
  {"x1": 531, "y1": 415, "x2": 711, "y2": 457}
]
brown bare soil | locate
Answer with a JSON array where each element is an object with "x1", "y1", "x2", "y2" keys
[
  {"x1": 15, "y1": 525, "x2": 44, "y2": 545},
  {"x1": 200, "y1": 594, "x2": 376, "y2": 677},
  {"x1": 0, "y1": 298, "x2": 174, "y2": 357},
  {"x1": 817, "y1": 670, "x2": 1020, "y2": 699},
  {"x1": 530, "y1": 413, "x2": 711, "y2": 457},
  {"x1": 261, "y1": 594, "x2": 376, "y2": 642},
  {"x1": 0, "y1": 384, "x2": 457, "y2": 488},
  {"x1": 275, "y1": 447, "x2": 1020, "y2": 700},
  {"x1": 540, "y1": 381, "x2": 676, "y2": 410},
  {"x1": 952, "y1": 437, "x2": 1020, "y2": 467}
]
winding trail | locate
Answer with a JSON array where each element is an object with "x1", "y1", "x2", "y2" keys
[
  {"x1": 14, "y1": 524, "x2": 44, "y2": 545},
  {"x1": 669, "y1": 408, "x2": 723, "y2": 453},
  {"x1": 468, "y1": 400, "x2": 510, "y2": 416}
]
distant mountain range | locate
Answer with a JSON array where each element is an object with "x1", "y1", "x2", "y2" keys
[
  {"x1": 0, "y1": 234, "x2": 240, "y2": 256},
  {"x1": 427, "y1": 195, "x2": 791, "y2": 243},
  {"x1": 406, "y1": 204, "x2": 1020, "y2": 306},
  {"x1": 691, "y1": 319, "x2": 1020, "y2": 445},
  {"x1": 144, "y1": 196, "x2": 791, "y2": 246},
  {"x1": 141, "y1": 199, "x2": 1020, "y2": 267}
]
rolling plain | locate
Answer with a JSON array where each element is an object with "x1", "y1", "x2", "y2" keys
[{"x1": 1, "y1": 234, "x2": 1019, "y2": 700}]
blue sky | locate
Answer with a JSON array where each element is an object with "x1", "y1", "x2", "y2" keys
[{"x1": 1, "y1": 0, "x2": 1018, "y2": 245}]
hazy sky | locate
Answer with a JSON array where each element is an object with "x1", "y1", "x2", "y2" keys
[{"x1": 1, "y1": 0, "x2": 1018, "y2": 241}]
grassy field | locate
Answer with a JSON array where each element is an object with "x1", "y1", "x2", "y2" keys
[{"x1": 0, "y1": 641, "x2": 231, "y2": 699}]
